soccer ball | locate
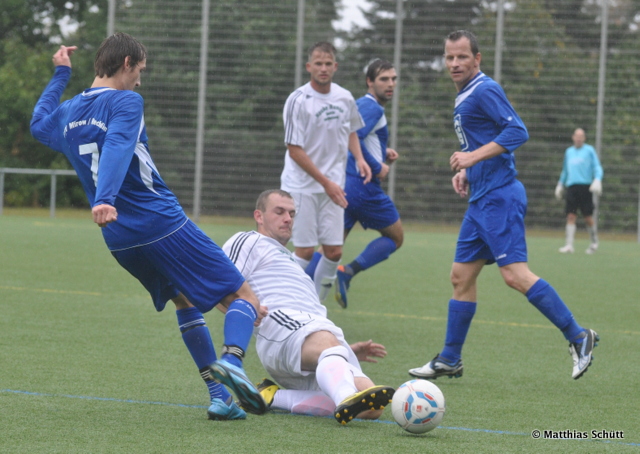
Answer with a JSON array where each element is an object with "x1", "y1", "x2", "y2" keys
[{"x1": 392, "y1": 379, "x2": 445, "y2": 434}]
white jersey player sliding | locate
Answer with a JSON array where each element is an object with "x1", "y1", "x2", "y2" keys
[{"x1": 222, "y1": 189, "x2": 394, "y2": 424}]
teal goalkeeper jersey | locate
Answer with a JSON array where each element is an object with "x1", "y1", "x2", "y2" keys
[{"x1": 558, "y1": 144, "x2": 603, "y2": 187}]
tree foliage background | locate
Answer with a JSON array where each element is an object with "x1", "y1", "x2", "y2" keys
[{"x1": 2, "y1": 0, "x2": 639, "y2": 231}]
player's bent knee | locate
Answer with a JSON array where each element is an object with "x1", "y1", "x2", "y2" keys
[
  {"x1": 171, "y1": 293, "x2": 193, "y2": 310},
  {"x1": 501, "y1": 273, "x2": 520, "y2": 290},
  {"x1": 305, "y1": 330, "x2": 341, "y2": 348},
  {"x1": 382, "y1": 221, "x2": 404, "y2": 249},
  {"x1": 450, "y1": 270, "x2": 466, "y2": 290},
  {"x1": 295, "y1": 247, "x2": 316, "y2": 261},
  {"x1": 233, "y1": 281, "x2": 260, "y2": 309}
]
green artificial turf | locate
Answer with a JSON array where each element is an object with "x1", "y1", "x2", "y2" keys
[{"x1": 1, "y1": 212, "x2": 638, "y2": 453}]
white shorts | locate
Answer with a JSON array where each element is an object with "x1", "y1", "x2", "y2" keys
[
  {"x1": 290, "y1": 192, "x2": 344, "y2": 248},
  {"x1": 255, "y1": 308, "x2": 366, "y2": 391}
]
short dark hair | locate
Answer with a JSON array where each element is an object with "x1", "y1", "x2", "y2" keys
[
  {"x1": 365, "y1": 59, "x2": 394, "y2": 87},
  {"x1": 307, "y1": 41, "x2": 336, "y2": 61},
  {"x1": 446, "y1": 30, "x2": 480, "y2": 56},
  {"x1": 255, "y1": 189, "x2": 293, "y2": 212},
  {"x1": 94, "y1": 32, "x2": 147, "y2": 78}
]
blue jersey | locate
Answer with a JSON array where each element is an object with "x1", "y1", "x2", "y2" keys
[
  {"x1": 558, "y1": 144, "x2": 603, "y2": 187},
  {"x1": 30, "y1": 66, "x2": 187, "y2": 250},
  {"x1": 453, "y1": 72, "x2": 529, "y2": 202},
  {"x1": 347, "y1": 94, "x2": 386, "y2": 183}
]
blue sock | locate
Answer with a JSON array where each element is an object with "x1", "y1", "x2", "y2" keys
[
  {"x1": 439, "y1": 299, "x2": 477, "y2": 363},
  {"x1": 352, "y1": 236, "x2": 397, "y2": 276},
  {"x1": 305, "y1": 252, "x2": 322, "y2": 279},
  {"x1": 177, "y1": 307, "x2": 231, "y2": 403},
  {"x1": 222, "y1": 299, "x2": 257, "y2": 368},
  {"x1": 526, "y1": 279, "x2": 585, "y2": 342}
]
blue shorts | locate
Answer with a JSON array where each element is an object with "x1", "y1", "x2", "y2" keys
[
  {"x1": 112, "y1": 220, "x2": 245, "y2": 313},
  {"x1": 344, "y1": 177, "x2": 399, "y2": 231},
  {"x1": 455, "y1": 180, "x2": 528, "y2": 267}
]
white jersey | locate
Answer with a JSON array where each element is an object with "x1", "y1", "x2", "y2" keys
[
  {"x1": 281, "y1": 82, "x2": 364, "y2": 193},
  {"x1": 222, "y1": 231, "x2": 326, "y2": 319}
]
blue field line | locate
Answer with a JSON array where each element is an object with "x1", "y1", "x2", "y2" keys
[
  {"x1": 1, "y1": 388, "x2": 207, "y2": 409},
  {"x1": 3, "y1": 388, "x2": 638, "y2": 447}
]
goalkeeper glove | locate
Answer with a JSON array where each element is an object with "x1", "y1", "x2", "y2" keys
[{"x1": 589, "y1": 179, "x2": 602, "y2": 196}]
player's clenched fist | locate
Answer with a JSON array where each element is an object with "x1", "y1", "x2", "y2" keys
[{"x1": 92, "y1": 204, "x2": 118, "y2": 227}]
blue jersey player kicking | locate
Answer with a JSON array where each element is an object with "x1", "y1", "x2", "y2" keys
[
  {"x1": 408, "y1": 30, "x2": 599, "y2": 381},
  {"x1": 30, "y1": 34, "x2": 267, "y2": 419}
]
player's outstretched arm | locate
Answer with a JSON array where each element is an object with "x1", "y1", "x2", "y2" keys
[
  {"x1": 30, "y1": 48, "x2": 77, "y2": 147},
  {"x1": 351, "y1": 339, "x2": 387, "y2": 363}
]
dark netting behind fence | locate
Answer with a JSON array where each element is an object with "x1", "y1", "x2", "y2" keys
[{"x1": 114, "y1": 0, "x2": 640, "y2": 231}]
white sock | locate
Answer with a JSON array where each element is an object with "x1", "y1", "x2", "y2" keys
[
  {"x1": 315, "y1": 345, "x2": 357, "y2": 406},
  {"x1": 587, "y1": 225, "x2": 598, "y2": 244},
  {"x1": 314, "y1": 255, "x2": 339, "y2": 301},
  {"x1": 292, "y1": 253, "x2": 310, "y2": 270},
  {"x1": 565, "y1": 223, "x2": 576, "y2": 247},
  {"x1": 272, "y1": 389, "x2": 335, "y2": 416}
]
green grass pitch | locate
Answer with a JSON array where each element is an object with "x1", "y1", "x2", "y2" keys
[{"x1": 1, "y1": 211, "x2": 638, "y2": 453}]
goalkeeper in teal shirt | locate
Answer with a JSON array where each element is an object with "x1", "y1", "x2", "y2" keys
[{"x1": 555, "y1": 128, "x2": 604, "y2": 254}]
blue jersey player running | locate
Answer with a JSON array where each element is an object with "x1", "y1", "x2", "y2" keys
[
  {"x1": 408, "y1": 30, "x2": 599, "y2": 381},
  {"x1": 30, "y1": 34, "x2": 267, "y2": 419},
  {"x1": 334, "y1": 59, "x2": 403, "y2": 308}
]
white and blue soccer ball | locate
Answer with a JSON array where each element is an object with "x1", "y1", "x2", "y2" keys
[{"x1": 392, "y1": 379, "x2": 446, "y2": 434}]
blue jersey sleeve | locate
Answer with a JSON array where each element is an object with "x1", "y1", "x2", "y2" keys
[
  {"x1": 478, "y1": 84, "x2": 528, "y2": 152},
  {"x1": 352, "y1": 96, "x2": 384, "y2": 176},
  {"x1": 30, "y1": 66, "x2": 72, "y2": 150},
  {"x1": 358, "y1": 141, "x2": 382, "y2": 176},
  {"x1": 358, "y1": 106, "x2": 383, "y2": 175},
  {"x1": 93, "y1": 92, "x2": 144, "y2": 207}
]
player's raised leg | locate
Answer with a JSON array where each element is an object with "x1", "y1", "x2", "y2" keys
[
  {"x1": 173, "y1": 295, "x2": 246, "y2": 420},
  {"x1": 498, "y1": 262, "x2": 599, "y2": 379}
]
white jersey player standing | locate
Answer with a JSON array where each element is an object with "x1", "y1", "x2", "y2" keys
[
  {"x1": 281, "y1": 41, "x2": 372, "y2": 301},
  {"x1": 222, "y1": 189, "x2": 393, "y2": 425}
]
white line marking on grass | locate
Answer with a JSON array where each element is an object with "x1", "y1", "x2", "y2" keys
[
  {"x1": 340, "y1": 310, "x2": 640, "y2": 336},
  {"x1": 1, "y1": 388, "x2": 206, "y2": 409},
  {"x1": 0, "y1": 285, "x2": 102, "y2": 296}
]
